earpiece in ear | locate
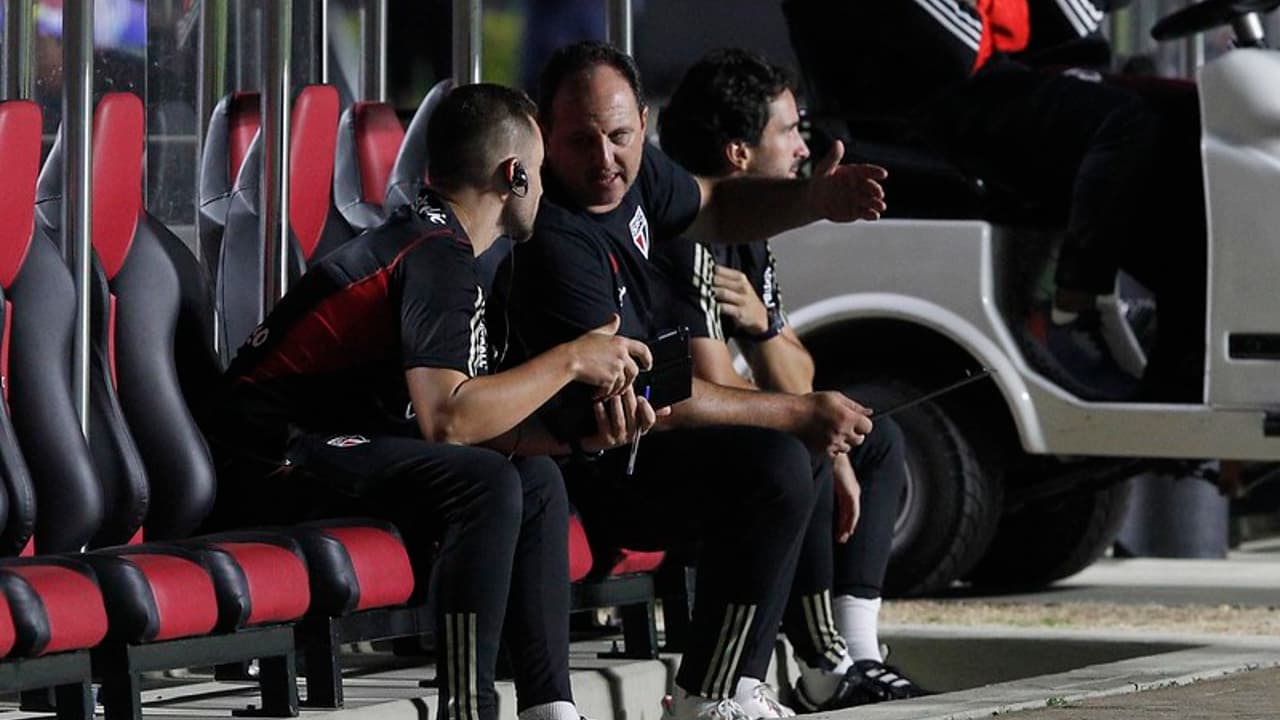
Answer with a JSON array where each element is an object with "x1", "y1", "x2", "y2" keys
[{"x1": 510, "y1": 161, "x2": 530, "y2": 198}]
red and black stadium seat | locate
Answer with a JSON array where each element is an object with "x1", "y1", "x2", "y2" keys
[
  {"x1": 333, "y1": 100, "x2": 405, "y2": 233},
  {"x1": 218, "y1": 84, "x2": 354, "y2": 358},
  {"x1": 384, "y1": 77, "x2": 453, "y2": 214},
  {"x1": 77, "y1": 91, "x2": 416, "y2": 711},
  {"x1": 32, "y1": 92, "x2": 308, "y2": 719},
  {"x1": 0, "y1": 98, "x2": 112, "y2": 720},
  {"x1": 198, "y1": 92, "x2": 261, "y2": 287}
]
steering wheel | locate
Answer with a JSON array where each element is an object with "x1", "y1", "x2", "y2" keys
[{"x1": 1151, "y1": 0, "x2": 1280, "y2": 41}]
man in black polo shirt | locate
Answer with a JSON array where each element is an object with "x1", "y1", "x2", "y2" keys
[
  {"x1": 498, "y1": 42, "x2": 888, "y2": 720},
  {"x1": 214, "y1": 84, "x2": 657, "y2": 720},
  {"x1": 656, "y1": 49, "x2": 930, "y2": 710}
]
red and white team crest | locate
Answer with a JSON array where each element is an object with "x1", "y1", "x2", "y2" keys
[
  {"x1": 326, "y1": 434, "x2": 371, "y2": 448},
  {"x1": 629, "y1": 205, "x2": 650, "y2": 259}
]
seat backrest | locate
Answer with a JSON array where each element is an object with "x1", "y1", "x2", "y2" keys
[
  {"x1": 95, "y1": 93, "x2": 223, "y2": 541},
  {"x1": 334, "y1": 101, "x2": 405, "y2": 233},
  {"x1": 385, "y1": 78, "x2": 453, "y2": 213},
  {"x1": 34, "y1": 95, "x2": 153, "y2": 548},
  {"x1": 0, "y1": 100, "x2": 43, "y2": 556},
  {"x1": 12, "y1": 115, "x2": 108, "y2": 553},
  {"x1": 198, "y1": 92, "x2": 260, "y2": 277},
  {"x1": 217, "y1": 84, "x2": 350, "y2": 357}
]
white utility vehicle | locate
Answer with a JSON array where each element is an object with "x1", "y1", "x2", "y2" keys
[{"x1": 771, "y1": 0, "x2": 1280, "y2": 595}]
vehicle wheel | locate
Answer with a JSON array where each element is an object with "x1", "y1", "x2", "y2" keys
[
  {"x1": 843, "y1": 380, "x2": 1002, "y2": 597},
  {"x1": 965, "y1": 479, "x2": 1133, "y2": 589}
]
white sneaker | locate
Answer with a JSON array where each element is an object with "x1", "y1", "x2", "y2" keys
[
  {"x1": 661, "y1": 691, "x2": 752, "y2": 720},
  {"x1": 734, "y1": 680, "x2": 795, "y2": 719}
]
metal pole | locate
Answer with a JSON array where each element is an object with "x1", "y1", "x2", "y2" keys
[
  {"x1": 605, "y1": 0, "x2": 632, "y2": 56},
  {"x1": 261, "y1": 0, "x2": 292, "y2": 310},
  {"x1": 362, "y1": 0, "x2": 387, "y2": 99},
  {"x1": 62, "y1": 0, "x2": 93, "y2": 432},
  {"x1": 452, "y1": 0, "x2": 481, "y2": 85},
  {"x1": 319, "y1": 0, "x2": 330, "y2": 83},
  {"x1": 3, "y1": 0, "x2": 34, "y2": 99},
  {"x1": 197, "y1": 0, "x2": 229, "y2": 147}
]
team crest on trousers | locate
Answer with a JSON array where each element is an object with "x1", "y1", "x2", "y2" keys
[{"x1": 629, "y1": 205, "x2": 650, "y2": 259}]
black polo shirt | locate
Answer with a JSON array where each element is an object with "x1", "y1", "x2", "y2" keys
[
  {"x1": 499, "y1": 144, "x2": 702, "y2": 359},
  {"x1": 652, "y1": 235, "x2": 787, "y2": 343},
  {"x1": 221, "y1": 191, "x2": 489, "y2": 452}
]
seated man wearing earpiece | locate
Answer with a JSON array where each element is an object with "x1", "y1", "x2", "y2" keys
[{"x1": 210, "y1": 83, "x2": 658, "y2": 720}]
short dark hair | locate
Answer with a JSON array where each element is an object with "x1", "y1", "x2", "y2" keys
[
  {"x1": 538, "y1": 41, "x2": 646, "y2": 127},
  {"x1": 659, "y1": 49, "x2": 794, "y2": 176},
  {"x1": 427, "y1": 83, "x2": 538, "y2": 192}
]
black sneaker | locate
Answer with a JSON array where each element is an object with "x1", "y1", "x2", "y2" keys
[
  {"x1": 792, "y1": 660, "x2": 931, "y2": 711},
  {"x1": 1021, "y1": 308, "x2": 1141, "y2": 401}
]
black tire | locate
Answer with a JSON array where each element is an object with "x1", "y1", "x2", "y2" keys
[
  {"x1": 965, "y1": 478, "x2": 1133, "y2": 589},
  {"x1": 844, "y1": 380, "x2": 1002, "y2": 597}
]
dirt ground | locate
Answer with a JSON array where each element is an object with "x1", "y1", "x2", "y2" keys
[
  {"x1": 1000, "y1": 666, "x2": 1280, "y2": 719},
  {"x1": 882, "y1": 600, "x2": 1280, "y2": 636}
]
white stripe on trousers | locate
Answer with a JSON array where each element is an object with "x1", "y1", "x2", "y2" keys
[
  {"x1": 446, "y1": 613, "x2": 479, "y2": 720},
  {"x1": 699, "y1": 603, "x2": 757, "y2": 699}
]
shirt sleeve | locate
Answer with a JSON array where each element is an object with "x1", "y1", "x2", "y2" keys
[
  {"x1": 637, "y1": 144, "x2": 703, "y2": 242},
  {"x1": 651, "y1": 236, "x2": 723, "y2": 340},
  {"x1": 398, "y1": 237, "x2": 488, "y2": 376}
]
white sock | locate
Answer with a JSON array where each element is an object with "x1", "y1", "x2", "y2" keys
[
  {"x1": 833, "y1": 595, "x2": 882, "y2": 662},
  {"x1": 796, "y1": 652, "x2": 853, "y2": 705},
  {"x1": 734, "y1": 676, "x2": 760, "y2": 699},
  {"x1": 518, "y1": 700, "x2": 579, "y2": 720}
]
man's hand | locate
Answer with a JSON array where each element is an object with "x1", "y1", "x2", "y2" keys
[
  {"x1": 809, "y1": 140, "x2": 888, "y2": 223},
  {"x1": 833, "y1": 453, "x2": 861, "y2": 543},
  {"x1": 564, "y1": 315, "x2": 654, "y2": 399},
  {"x1": 796, "y1": 390, "x2": 873, "y2": 456},
  {"x1": 580, "y1": 386, "x2": 667, "y2": 452},
  {"x1": 713, "y1": 266, "x2": 769, "y2": 336}
]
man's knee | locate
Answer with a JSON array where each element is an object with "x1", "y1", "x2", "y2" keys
[
  {"x1": 516, "y1": 455, "x2": 568, "y2": 521},
  {"x1": 730, "y1": 428, "x2": 818, "y2": 525},
  {"x1": 852, "y1": 415, "x2": 907, "y2": 490},
  {"x1": 446, "y1": 449, "x2": 525, "y2": 526}
]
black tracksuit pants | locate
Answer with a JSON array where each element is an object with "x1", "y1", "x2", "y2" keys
[
  {"x1": 566, "y1": 426, "x2": 819, "y2": 699},
  {"x1": 280, "y1": 435, "x2": 573, "y2": 720},
  {"x1": 783, "y1": 416, "x2": 906, "y2": 669}
]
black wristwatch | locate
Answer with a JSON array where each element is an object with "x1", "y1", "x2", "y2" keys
[{"x1": 739, "y1": 308, "x2": 785, "y2": 343}]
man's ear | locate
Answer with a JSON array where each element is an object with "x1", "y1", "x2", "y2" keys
[
  {"x1": 639, "y1": 105, "x2": 649, "y2": 134},
  {"x1": 725, "y1": 140, "x2": 751, "y2": 172}
]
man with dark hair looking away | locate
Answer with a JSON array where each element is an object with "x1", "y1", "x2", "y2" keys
[
  {"x1": 656, "y1": 48, "x2": 929, "y2": 710},
  {"x1": 497, "y1": 41, "x2": 889, "y2": 720},
  {"x1": 213, "y1": 84, "x2": 658, "y2": 720}
]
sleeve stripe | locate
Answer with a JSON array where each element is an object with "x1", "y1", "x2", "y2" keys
[
  {"x1": 912, "y1": 0, "x2": 982, "y2": 50},
  {"x1": 1055, "y1": 0, "x2": 1104, "y2": 36},
  {"x1": 693, "y1": 244, "x2": 724, "y2": 341}
]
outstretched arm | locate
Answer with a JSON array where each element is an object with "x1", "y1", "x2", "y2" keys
[{"x1": 684, "y1": 141, "x2": 887, "y2": 246}]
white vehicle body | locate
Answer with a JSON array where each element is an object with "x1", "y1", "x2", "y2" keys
[{"x1": 772, "y1": 48, "x2": 1280, "y2": 462}]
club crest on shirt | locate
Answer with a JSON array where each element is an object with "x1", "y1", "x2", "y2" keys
[{"x1": 629, "y1": 205, "x2": 650, "y2": 259}]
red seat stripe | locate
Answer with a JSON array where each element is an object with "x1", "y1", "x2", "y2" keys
[
  {"x1": 214, "y1": 542, "x2": 311, "y2": 625},
  {"x1": 568, "y1": 515, "x2": 592, "y2": 583},
  {"x1": 0, "y1": 589, "x2": 17, "y2": 658},
  {"x1": 355, "y1": 103, "x2": 405, "y2": 204},
  {"x1": 321, "y1": 527, "x2": 414, "y2": 611},
  {"x1": 7, "y1": 565, "x2": 107, "y2": 654},
  {"x1": 91, "y1": 93, "x2": 144, "y2": 281},
  {"x1": 290, "y1": 85, "x2": 340, "y2": 261},
  {"x1": 0, "y1": 101, "x2": 41, "y2": 290},
  {"x1": 127, "y1": 554, "x2": 219, "y2": 641}
]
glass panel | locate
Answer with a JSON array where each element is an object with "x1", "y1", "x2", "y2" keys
[{"x1": 146, "y1": 0, "x2": 199, "y2": 243}]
